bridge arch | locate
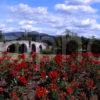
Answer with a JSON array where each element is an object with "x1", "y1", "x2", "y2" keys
[
  {"x1": 7, "y1": 44, "x2": 16, "y2": 53},
  {"x1": 31, "y1": 44, "x2": 36, "y2": 52},
  {"x1": 19, "y1": 44, "x2": 27, "y2": 53}
]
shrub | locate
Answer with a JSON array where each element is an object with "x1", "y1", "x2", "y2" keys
[
  {"x1": 91, "y1": 40, "x2": 100, "y2": 54},
  {"x1": 66, "y1": 40, "x2": 79, "y2": 54},
  {"x1": 40, "y1": 49, "x2": 53, "y2": 54}
]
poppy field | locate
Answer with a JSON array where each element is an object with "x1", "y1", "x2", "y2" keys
[{"x1": 0, "y1": 52, "x2": 100, "y2": 100}]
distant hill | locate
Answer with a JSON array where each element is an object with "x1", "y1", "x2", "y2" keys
[
  {"x1": 4, "y1": 31, "x2": 55, "y2": 41},
  {"x1": 3, "y1": 29, "x2": 78, "y2": 41}
]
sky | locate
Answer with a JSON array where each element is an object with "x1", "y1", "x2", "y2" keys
[{"x1": 0, "y1": 0, "x2": 100, "y2": 38}]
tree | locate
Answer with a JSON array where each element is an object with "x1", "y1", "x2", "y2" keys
[
  {"x1": 0, "y1": 30, "x2": 5, "y2": 42},
  {"x1": 91, "y1": 39, "x2": 100, "y2": 54},
  {"x1": 55, "y1": 36, "x2": 62, "y2": 54},
  {"x1": 55, "y1": 29, "x2": 80, "y2": 54},
  {"x1": 81, "y1": 36, "x2": 90, "y2": 51},
  {"x1": 66, "y1": 40, "x2": 79, "y2": 54}
]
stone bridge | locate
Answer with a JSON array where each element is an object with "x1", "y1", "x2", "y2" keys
[{"x1": 0, "y1": 40, "x2": 47, "y2": 53}]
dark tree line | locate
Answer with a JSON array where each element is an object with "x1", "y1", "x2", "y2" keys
[{"x1": 55, "y1": 30, "x2": 100, "y2": 54}]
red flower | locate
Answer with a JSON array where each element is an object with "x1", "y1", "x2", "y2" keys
[
  {"x1": 54, "y1": 54, "x2": 63, "y2": 65},
  {"x1": 19, "y1": 54, "x2": 26, "y2": 59},
  {"x1": 33, "y1": 64, "x2": 40, "y2": 72},
  {"x1": 82, "y1": 52, "x2": 92, "y2": 57},
  {"x1": 59, "y1": 92, "x2": 67, "y2": 99},
  {"x1": 63, "y1": 72, "x2": 68, "y2": 80},
  {"x1": 2, "y1": 51, "x2": 8, "y2": 55},
  {"x1": 15, "y1": 62, "x2": 28, "y2": 71},
  {"x1": 41, "y1": 71, "x2": 46, "y2": 79},
  {"x1": 81, "y1": 92, "x2": 86, "y2": 97},
  {"x1": 36, "y1": 86, "x2": 48, "y2": 98},
  {"x1": 18, "y1": 76, "x2": 27, "y2": 85},
  {"x1": 70, "y1": 64, "x2": 78, "y2": 72},
  {"x1": 0, "y1": 87, "x2": 4, "y2": 93},
  {"x1": 10, "y1": 91, "x2": 19, "y2": 100},
  {"x1": 79, "y1": 59, "x2": 85, "y2": 66},
  {"x1": 40, "y1": 55, "x2": 50, "y2": 63},
  {"x1": 85, "y1": 79, "x2": 94, "y2": 89},
  {"x1": 24, "y1": 69, "x2": 28, "y2": 73},
  {"x1": 10, "y1": 70, "x2": 17, "y2": 77},
  {"x1": 92, "y1": 53, "x2": 100, "y2": 57},
  {"x1": 91, "y1": 60, "x2": 100, "y2": 65},
  {"x1": 15, "y1": 63, "x2": 22, "y2": 71},
  {"x1": 20, "y1": 62, "x2": 28, "y2": 69},
  {"x1": 48, "y1": 70, "x2": 59, "y2": 79},
  {"x1": 31, "y1": 52, "x2": 36, "y2": 60},
  {"x1": 66, "y1": 57, "x2": 73, "y2": 63},
  {"x1": 71, "y1": 52, "x2": 78, "y2": 57},
  {"x1": 71, "y1": 80, "x2": 79, "y2": 88},
  {"x1": 50, "y1": 84, "x2": 58, "y2": 91},
  {"x1": 40, "y1": 62, "x2": 45, "y2": 68},
  {"x1": 70, "y1": 96, "x2": 75, "y2": 100},
  {"x1": 66, "y1": 86, "x2": 73, "y2": 94}
]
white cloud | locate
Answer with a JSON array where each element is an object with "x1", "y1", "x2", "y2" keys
[
  {"x1": 92, "y1": 23, "x2": 100, "y2": 30},
  {"x1": 10, "y1": 3, "x2": 48, "y2": 15},
  {"x1": 6, "y1": 19, "x2": 14, "y2": 23},
  {"x1": 2, "y1": 1, "x2": 99, "y2": 38},
  {"x1": 73, "y1": 18, "x2": 96, "y2": 28},
  {"x1": 55, "y1": 4, "x2": 96, "y2": 13},
  {"x1": 54, "y1": 0, "x2": 100, "y2": 37},
  {"x1": 0, "y1": 24, "x2": 5, "y2": 29},
  {"x1": 65, "y1": 0, "x2": 100, "y2": 5},
  {"x1": 55, "y1": 0, "x2": 97, "y2": 14},
  {"x1": 19, "y1": 20, "x2": 36, "y2": 26}
]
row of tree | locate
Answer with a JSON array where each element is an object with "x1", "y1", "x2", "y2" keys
[{"x1": 55, "y1": 30, "x2": 100, "y2": 54}]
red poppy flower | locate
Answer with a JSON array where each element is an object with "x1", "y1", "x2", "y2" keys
[
  {"x1": 18, "y1": 76, "x2": 27, "y2": 85},
  {"x1": 2, "y1": 51, "x2": 8, "y2": 55},
  {"x1": 66, "y1": 86, "x2": 73, "y2": 94},
  {"x1": 63, "y1": 72, "x2": 68, "y2": 80},
  {"x1": 33, "y1": 64, "x2": 40, "y2": 72},
  {"x1": 16, "y1": 62, "x2": 28, "y2": 71},
  {"x1": 54, "y1": 54, "x2": 63, "y2": 65},
  {"x1": 19, "y1": 54, "x2": 26, "y2": 59},
  {"x1": 0, "y1": 87, "x2": 4, "y2": 93},
  {"x1": 71, "y1": 80, "x2": 79, "y2": 88},
  {"x1": 41, "y1": 71, "x2": 46, "y2": 79},
  {"x1": 40, "y1": 55, "x2": 50, "y2": 63},
  {"x1": 50, "y1": 84, "x2": 58, "y2": 91},
  {"x1": 48, "y1": 70, "x2": 59, "y2": 79},
  {"x1": 20, "y1": 62, "x2": 28, "y2": 69},
  {"x1": 79, "y1": 59, "x2": 85, "y2": 66},
  {"x1": 91, "y1": 60, "x2": 100, "y2": 65},
  {"x1": 70, "y1": 64, "x2": 78, "y2": 72},
  {"x1": 70, "y1": 96, "x2": 75, "y2": 100},
  {"x1": 40, "y1": 62, "x2": 45, "y2": 68},
  {"x1": 85, "y1": 79, "x2": 94, "y2": 89},
  {"x1": 31, "y1": 52, "x2": 36, "y2": 60},
  {"x1": 10, "y1": 91, "x2": 19, "y2": 100},
  {"x1": 36, "y1": 86, "x2": 48, "y2": 98},
  {"x1": 10, "y1": 70, "x2": 17, "y2": 77},
  {"x1": 59, "y1": 92, "x2": 67, "y2": 99},
  {"x1": 15, "y1": 63, "x2": 22, "y2": 71}
]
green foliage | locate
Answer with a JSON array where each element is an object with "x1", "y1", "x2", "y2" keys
[
  {"x1": 91, "y1": 39, "x2": 100, "y2": 54},
  {"x1": 0, "y1": 31, "x2": 4, "y2": 41},
  {"x1": 41, "y1": 49, "x2": 53, "y2": 54}
]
